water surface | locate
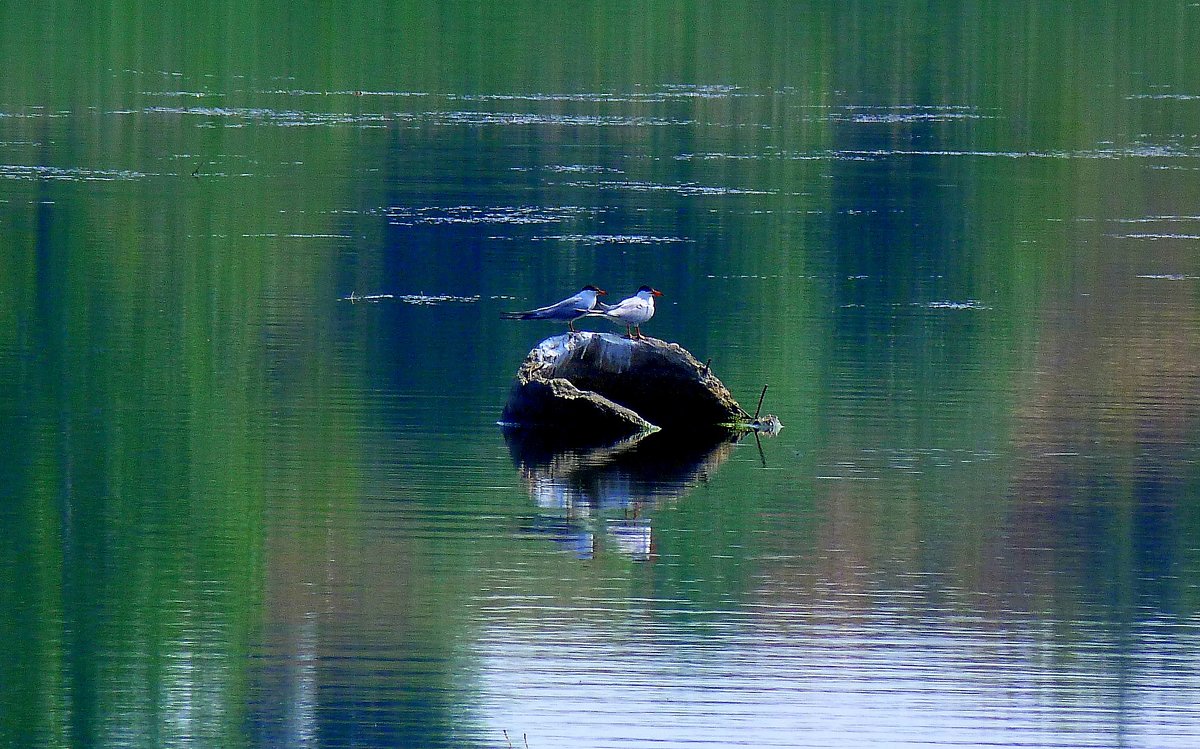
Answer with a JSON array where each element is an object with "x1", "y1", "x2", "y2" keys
[{"x1": 3, "y1": 3, "x2": 1199, "y2": 748}]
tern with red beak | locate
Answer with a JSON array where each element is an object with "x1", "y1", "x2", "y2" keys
[{"x1": 594, "y1": 285, "x2": 663, "y2": 339}]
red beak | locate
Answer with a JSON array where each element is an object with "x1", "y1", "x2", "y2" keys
[{"x1": 651, "y1": 289, "x2": 664, "y2": 297}]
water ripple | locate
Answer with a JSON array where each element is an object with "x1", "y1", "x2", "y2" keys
[
  {"x1": 449, "y1": 84, "x2": 747, "y2": 103},
  {"x1": 429, "y1": 110, "x2": 689, "y2": 127},
  {"x1": 258, "y1": 88, "x2": 431, "y2": 98},
  {"x1": 473, "y1": 607, "x2": 1200, "y2": 748},
  {"x1": 0, "y1": 163, "x2": 145, "y2": 182},
  {"x1": 835, "y1": 104, "x2": 993, "y2": 123},
  {"x1": 532, "y1": 234, "x2": 687, "y2": 245},
  {"x1": 836, "y1": 145, "x2": 1196, "y2": 160},
  {"x1": 563, "y1": 179, "x2": 775, "y2": 196},
  {"x1": 143, "y1": 105, "x2": 390, "y2": 127},
  {"x1": 678, "y1": 145, "x2": 1200, "y2": 162},
  {"x1": 385, "y1": 205, "x2": 596, "y2": 226},
  {"x1": 1114, "y1": 214, "x2": 1200, "y2": 223}
]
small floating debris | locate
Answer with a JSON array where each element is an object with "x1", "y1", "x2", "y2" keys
[
  {"x1": 398, "y1": 293, "x2": 480, "y2": 305},
  {"x1": 542, "y1": 164, "x2": 625, "y2": 174},
  {"x1": 747, "y1": 414, "x2": 783, "y2": 435},
  {"x1": 385, "y1": 205, "x2": 595, "y2": 226},
  {"x1": 705, "y1": 273, "x2": 785, "y2": 280},
  {"x1": 340, "y1": 292, "x2": 394, "y2": 303},
  {"x1": 921, "y1": 300, "x2": 991, "y2": 310},
  {"x1": 1126, "y1": 93, "x2": 1200, "y2": 100},
  {"x1": 449, "y1": 92, "x2": 638, "y2": 103},
  {"x1": 674, "y1": 152, "x2": 761, "y2": 161},
  {"x1": 744, "y1": 385, "x2": 783, "y2": 435},
  {"x1": 433, "y1": 110, "x2": 687, "y2": 127},
  {"x1": 534, "y1": 233, "x2": 687, "y2": 245},
  {"x1": 1112, "y1": 233, "x2": 1200, "y2": 240},
  {"x1": 338, "y1": 292, "x2": 481, "y2": 305}
]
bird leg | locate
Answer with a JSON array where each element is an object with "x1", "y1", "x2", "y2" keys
[{"x1": 568, "y1": 320, "x2": 576, "y2": 332}]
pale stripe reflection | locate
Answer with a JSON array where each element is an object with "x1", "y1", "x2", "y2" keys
[{"x1": 477, "y1": 610, "x2": 1200, "y2": 748}]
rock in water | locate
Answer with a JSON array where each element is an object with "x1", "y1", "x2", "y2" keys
[{"x1": 501, "y1": 332, "x2": 749, "y2": 438}]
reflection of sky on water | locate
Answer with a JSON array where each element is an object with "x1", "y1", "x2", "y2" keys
[
  {"x1": 477, "y1": 613, "x2": 1200, "y2": 748},
  {"x1": 506, "y1": 430, "x2": 736, "y2": 561}
]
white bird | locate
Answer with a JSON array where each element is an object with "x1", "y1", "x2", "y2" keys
[
  {"x1": 594, "y1": 285, "x2": 663, "y2": 339},
  {"x1": 500, "y1": 285, "x2": 607, "y2": 332}
]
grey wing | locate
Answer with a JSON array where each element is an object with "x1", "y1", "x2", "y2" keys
[
  {"x1": 504, "y1": 292, "x2": 586, "y2": 320},
  {"x1": 538, "y1": 293, "x2": 591, "y2": 318}
]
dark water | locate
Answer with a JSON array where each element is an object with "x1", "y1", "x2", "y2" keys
[{"x1": 3, "y1": 3, "x2": 1200, "y2": 748}]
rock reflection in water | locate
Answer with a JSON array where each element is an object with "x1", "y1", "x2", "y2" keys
[{"x1": 504, "y1": 429, "x2": 737, "y2": 561}]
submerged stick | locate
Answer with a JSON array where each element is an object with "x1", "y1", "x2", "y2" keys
[
  {"x1": 725, "y1": 383, "x2": 780, "y2": 434},
  {"x1": 754, "y1": 384, "x2": 768, "y2": 420}
]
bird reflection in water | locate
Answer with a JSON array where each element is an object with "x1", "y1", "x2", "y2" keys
[{"x1": 503, "y1": 428, "x2": 738, "y2": 561}]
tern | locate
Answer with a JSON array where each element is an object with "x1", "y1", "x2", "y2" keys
[
  {"x1": 500, "y1": 285, "x2": 607, "y2": 332},
  {"x1": 594, "y1": 285, "x2": 663, "y2": 339}
]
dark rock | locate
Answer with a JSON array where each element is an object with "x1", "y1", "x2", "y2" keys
[
  {"x1": 500, "y1": 374, "x2": 655, "y2": 440},
  {"x1": 501, "y1": 332, "x2": 750, "y2": 437}
]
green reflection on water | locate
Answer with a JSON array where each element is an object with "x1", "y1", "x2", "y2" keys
[{"x1": 3, "y1": 2, "x2": 1199, "y2": 748}]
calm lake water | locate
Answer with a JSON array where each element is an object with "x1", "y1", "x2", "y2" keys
[{"x1": 3, "y1": 4, "x2": 1200, "y2": 748}]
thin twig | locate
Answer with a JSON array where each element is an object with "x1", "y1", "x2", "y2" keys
[{"x1": 754, "y1": 384, "x2": 768, "y2": 420}]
